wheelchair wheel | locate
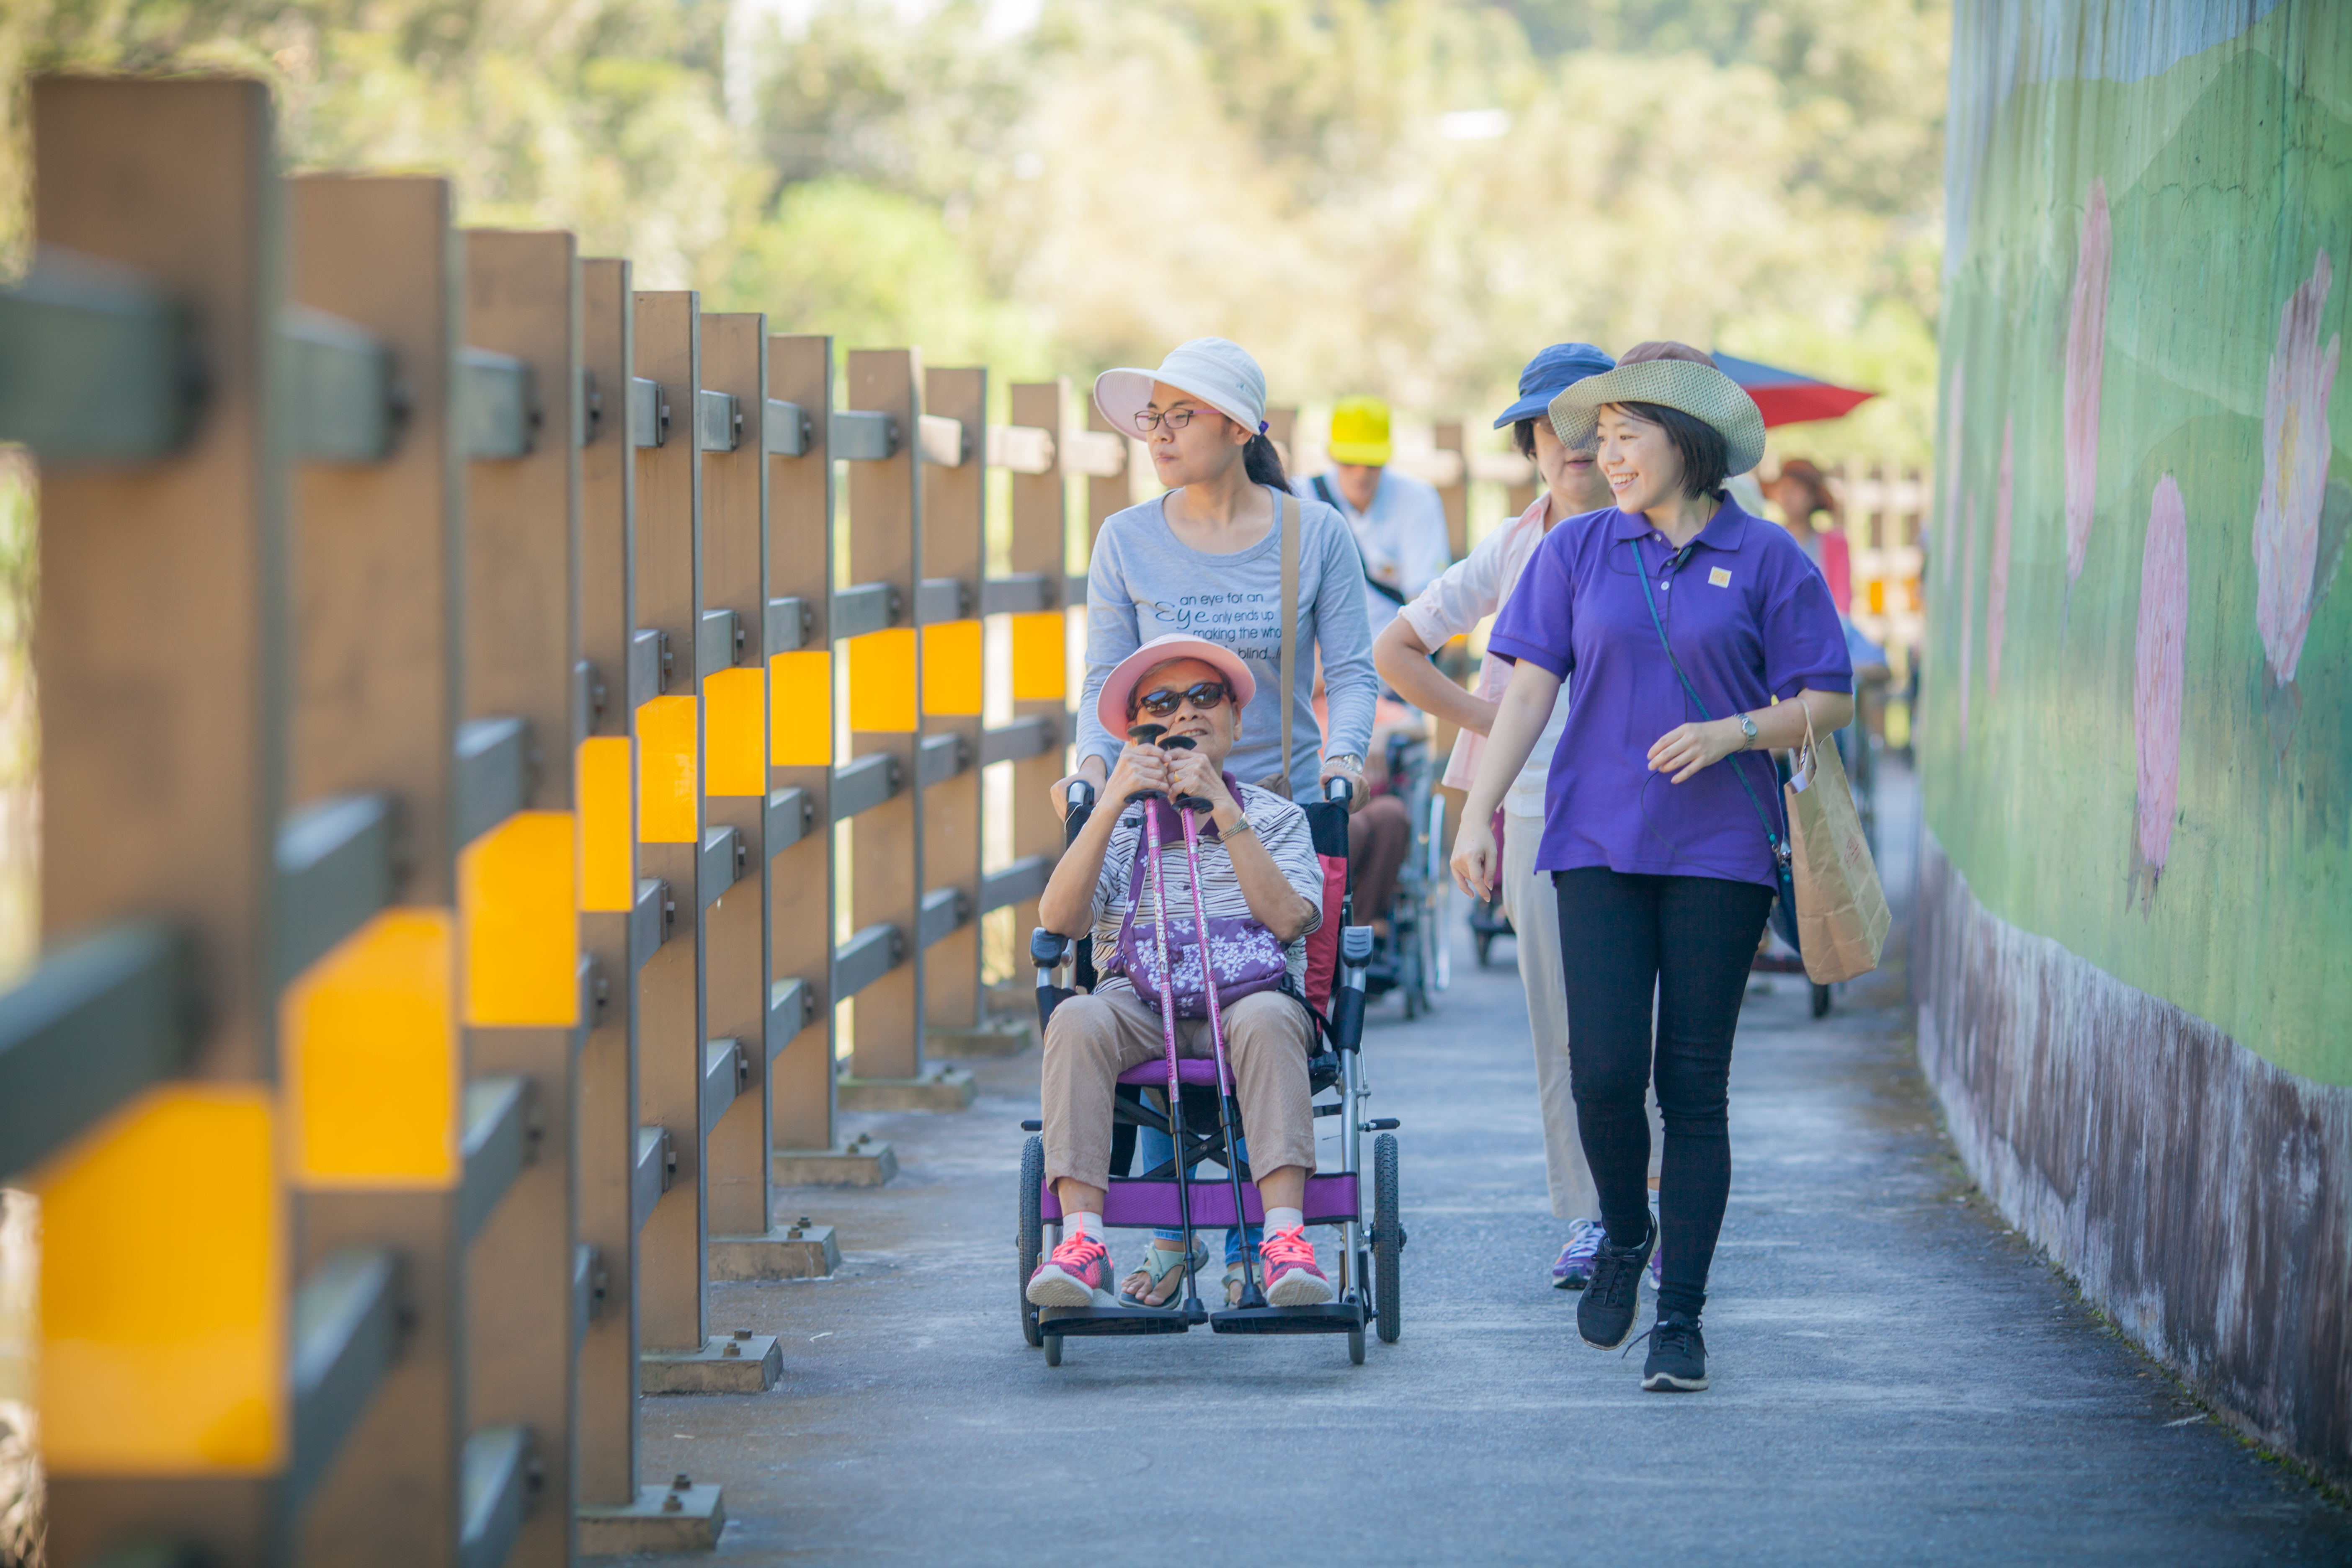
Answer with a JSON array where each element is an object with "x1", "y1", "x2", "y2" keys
[
  {"x1": 1811, "y1": 983, "x2": 1833, "y2": 1019},
  {"x1": 1019, "y1": 1134, "x2": 1044, "y2": 1349},
  {"x1": 1348, "y1": 1327, "x2": 1365, "y2": 1365},
  {"x1": 1372, "y1": 1133, "x2": 1402, "y2": 1344},
  {"x1": 1043, "y1": 1333, "x2": 1062, "y2": 1367}
]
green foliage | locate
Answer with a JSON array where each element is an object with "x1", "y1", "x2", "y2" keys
[{"x1": 2, "y1": 0, "x2": 1950, "y2": 458}]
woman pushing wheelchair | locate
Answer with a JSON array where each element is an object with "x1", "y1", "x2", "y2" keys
[{"x1": 1025, "y1": 634, "x2": 1337, "y2": 1312}]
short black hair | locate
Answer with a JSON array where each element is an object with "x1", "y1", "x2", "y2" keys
[
  {"x1": 1510, "y1": 417, "x2": 1538, "y2": 459},
  {"x1": 1610, "y1": 401, "x2": 1729, "y2": 498}
]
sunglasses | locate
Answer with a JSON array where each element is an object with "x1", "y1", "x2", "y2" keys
[{"x1": 1130, "y1": 681, "x2": 1232, "y2": 719}]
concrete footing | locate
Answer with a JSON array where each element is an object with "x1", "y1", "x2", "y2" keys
[
  {"x1": 838, "y1": 1065, "x2": 976, "y2": 1112},
  {"x1": 709, "y1": 1222, "x2": 840, "y2": 1279},
  {"x1": 641, "y1": 1333, "x2": 782, "y2": 1394},
  {"x1": 578, "y1": 1482, "x2": 725, "y2": 1555},
  {"x1": 773, "y1": 1140, "x2": 898, "y2": 1186},
  {"x1": 927, "y1": 1015, "x2": 1036, "y2": 1058}
]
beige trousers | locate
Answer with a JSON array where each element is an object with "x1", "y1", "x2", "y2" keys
[
  {"x1": 1503, "y1": 808, "x2": 1662, "y2": 1221},
  {"x1": 1040, "y1": 986, "x2": 1316, "y2": 1193}
]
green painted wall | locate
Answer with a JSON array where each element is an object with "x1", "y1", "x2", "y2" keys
[{"x1": 1925, "y1": 1, "x2": 2352, "y2": 1086}]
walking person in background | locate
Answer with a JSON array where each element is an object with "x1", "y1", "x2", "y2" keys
[
  {"x1": 1297, "y1": 395, "x2": 1453, "y2": 638},
  {"x1": 1057, "y1": 336, "x2": 1377, "y2": 1307},
  {"x1": 1374, "y1": 342, "x2": 1657, "y2": 1293},
  {"x1": 1449, "y1": 343, "x2": 1853, "y2": 1391}
]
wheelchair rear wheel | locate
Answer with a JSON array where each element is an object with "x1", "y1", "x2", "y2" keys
[
  {"x1": 1019, "y1": 1134, "x2": 1044, "y2": 1349},
  {"x1": 1373, "y1": 1133, "x2": 1403, "y2": 1344}
]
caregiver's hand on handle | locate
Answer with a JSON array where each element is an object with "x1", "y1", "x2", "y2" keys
[{"x1": 1450, "y1": 657, "x2": 1565, "y2": 901}]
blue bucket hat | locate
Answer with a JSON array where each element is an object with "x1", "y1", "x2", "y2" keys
[{"x1": 1494, "y1": 342, "x2": 1616, "y2": 428}]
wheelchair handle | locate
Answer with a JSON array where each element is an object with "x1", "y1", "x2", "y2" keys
[
  {"x1": 1065, "y1": 779, "x2": 1095, "y2": 812},
  {"x1": 1325, "y1": 775, "x2": 1354, "y2": 804},
  {"x1": 1030, "y1": 928, "x2": 1070, "y2": 968},
  {"x1": 1340, "y1": 925, "x2": 1375, "y2": 966}
]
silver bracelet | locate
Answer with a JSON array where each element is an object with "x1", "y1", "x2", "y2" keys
[{"x1": 1219, "y1": 815, "x2": 1257, "y2": 845}]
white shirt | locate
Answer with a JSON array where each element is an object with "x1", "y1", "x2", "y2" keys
[
  {"x1": 1293, "y1": 468, "x2": 1452, "y2": 637},
  {"x1": 1397, "y1": 495, "x2": 1574, "y2": 818}
]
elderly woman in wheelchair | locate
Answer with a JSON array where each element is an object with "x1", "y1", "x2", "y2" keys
[{"x1": 1024, "y1": 635, "x2": 1338, "y2": 1312}]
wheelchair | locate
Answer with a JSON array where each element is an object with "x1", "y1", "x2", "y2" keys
[
  {"x1": 1017, "y1": 779, "x2": 1405, "y2": 1367},
  {"x1": 1363, "y1": 729, "x2": 1449, "y2": 1018}
]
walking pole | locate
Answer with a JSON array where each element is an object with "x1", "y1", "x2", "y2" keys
[
  {"x1": 1126, "y1": 722, "x2": 1206, "y2": 1323},
  {"x1": 1161, "y1": 733, "x2": 1267, "y2": 1312}
]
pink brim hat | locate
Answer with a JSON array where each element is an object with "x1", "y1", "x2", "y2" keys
[{"x1": 1096, "y1": 634, "x2": 1257, "y2": 739}]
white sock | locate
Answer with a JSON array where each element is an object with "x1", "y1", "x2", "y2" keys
[
  {"x1": 1066, "y1": 1212, "x2": 1103, "y2": 1243},
  {"x1": 1265, "y1": 1207, "x2": 1303, "y2": 1235}
]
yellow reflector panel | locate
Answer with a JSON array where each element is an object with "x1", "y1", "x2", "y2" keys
[
  {"x1": 848, "y1": 627, "x2": 918, "y2": 733},
  {"x1": 462, "y1": 810, "x2": 579, "y2": 1026},
  {"x1": 704, "y1": 666, "x2": 766, "y2": 796},
  {"x1": 637, "y1": 694, "x2": 698, "y2": 843},
  {"x1": 578, "y1": 736, "x2": 633, "y2": 912},
  {"x1": 770, "y1": 649, "x2": 830, "y2": 767},
  {"x1": 922, "y1": 619, "x2": 983, "y2": 715},
  {"x1": 37, "y1": 1086, "x2": 282, "y2": 1473},
  {"x1": 285, "y1": 908, "x2": 458, "y2": 1187},
  {"x1": 1011, "y1": 611, "x2": 1067, "y2": 701}
]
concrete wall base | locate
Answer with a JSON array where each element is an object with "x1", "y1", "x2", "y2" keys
[
  {"x1": 1916, "y1": 829, "x2": 2350, "y2": 1485},
  {"x1": 710, "y1": 1223, "x2": 840, "y2": 1279},
  {"x1": 773, "y1": 1142, "x2": 898, "y2": 1186},
  {"x1": 578, "y1": 1483, "x2": 724, "y2": 1555},
  {"x1": 640, "y1": 1334, "x2": 782, "y2": 1394},
  {"x1": 838, "y1": 1067, "x2": 976, "y2": 1112}
]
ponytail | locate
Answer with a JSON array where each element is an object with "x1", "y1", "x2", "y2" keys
[{"x1": 1242, "y1": 430, "x2": 1289, "y2": 489}]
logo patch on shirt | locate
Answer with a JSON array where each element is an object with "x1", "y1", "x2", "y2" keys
[{"x1": 1707, "y1": 566, "x2": 1732, "y2": 588}]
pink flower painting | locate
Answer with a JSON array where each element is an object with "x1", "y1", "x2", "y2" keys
[
  {"x1": 2063, "y1": 180, "x2": 2111, "y2": 589},
  {"x1": 2135, "y1": 476, "x2": 2187, "y2": 885},
  {"x1": 1987, "y1": 417, "x2": 2014, "y2": 702},
  {"x1": 1957, "y1": 492, "x2": 1978, "y2": 746},
  {"x1": 2253, "y1": 248, "x2": 2340, "y2": 686}
]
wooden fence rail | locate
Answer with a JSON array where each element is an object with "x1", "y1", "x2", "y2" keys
[{"x1": 0, "y1": 75, "x2": 1131, "y2": 1567}]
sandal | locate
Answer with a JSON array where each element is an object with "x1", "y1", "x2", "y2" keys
[{"x1": 1118, "y1": 1238, "x2": 1205, "y2": 1307}]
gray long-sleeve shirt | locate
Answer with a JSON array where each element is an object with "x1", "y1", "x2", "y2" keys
[{"x1": 1079, "y1": 486, "x2": 1377, "y2": 795}]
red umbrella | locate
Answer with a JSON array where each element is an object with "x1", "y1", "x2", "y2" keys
[{"x1": 1711, "y1": 351, "x2": 1876, "y2": 428}]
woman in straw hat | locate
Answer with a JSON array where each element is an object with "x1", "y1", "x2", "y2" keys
[
  {"x1": 1449, "y1": 343, "x2": 1854, "y2": 1391},
  {"x1": 1060, "y1": 336, "x2": 1377, "y2": 1306}
]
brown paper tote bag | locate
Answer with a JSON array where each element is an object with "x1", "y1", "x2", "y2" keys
[{"x1": 1785, "y1": 705, "x2": 1889, "y2": 984}]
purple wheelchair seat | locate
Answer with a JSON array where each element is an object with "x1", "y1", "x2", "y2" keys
[{"x1": 1116, "y1": 1059, "x2": 1226, "y2": 1087}]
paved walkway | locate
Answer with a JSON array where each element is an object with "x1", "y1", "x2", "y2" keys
[{"x1": 635, "y1": 779, "x2": 2351, "y2": 1564}]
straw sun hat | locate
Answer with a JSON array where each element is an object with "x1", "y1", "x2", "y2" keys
[{"x1": 1547, "y1": 356, "x2": 1768, "y2": 477}]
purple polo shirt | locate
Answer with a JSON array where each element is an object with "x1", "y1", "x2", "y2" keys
[{"x1": 1486, "y1": 497, "x2": 1852, "y2": 889}]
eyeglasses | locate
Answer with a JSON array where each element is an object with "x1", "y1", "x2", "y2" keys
[
  {"x1": 1131, "y1": 681, "x2": 1231, "y2": 719},
  {"x1": 1131, "y1": 406, "x2": 1205, "y2": 433}
]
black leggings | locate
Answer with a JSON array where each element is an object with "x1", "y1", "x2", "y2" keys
[{"x1": 1553, "y1": 868, "x2": 1775, "y2": 1318}]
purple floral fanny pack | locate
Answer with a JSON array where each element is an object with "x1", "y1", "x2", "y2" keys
[{"x1": 1102, "y1": 796, "x2": 1288, "y2": 1018}]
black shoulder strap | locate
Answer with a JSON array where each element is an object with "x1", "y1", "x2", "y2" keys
[{"x1": 1311, "y1": 475, "x2": 1338, "y2": 511}]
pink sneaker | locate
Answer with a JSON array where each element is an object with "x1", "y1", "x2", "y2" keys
[
  {"x1": 1259, "y1": 1226, "x2": 1334, "y2": 1306},
  {"x1": 1026, "y1": 1231, "x2": 1115, "y2": 1307}
]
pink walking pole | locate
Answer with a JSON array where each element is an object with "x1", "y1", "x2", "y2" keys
[{"x1": 1128, "y1": 723, "x2": 1203, "y2": 1317}]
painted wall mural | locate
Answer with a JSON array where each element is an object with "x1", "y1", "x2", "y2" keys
[{"x1": 1926, "y1": 0, "x2": 2350, "y2": 1087}]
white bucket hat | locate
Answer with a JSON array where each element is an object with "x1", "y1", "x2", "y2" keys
[{"x1": 1092, "y1": 338, "x2": 1268, "y2": 441}]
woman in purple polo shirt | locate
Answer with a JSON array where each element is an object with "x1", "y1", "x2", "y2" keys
[{"x1": 1449, "y1": 343, "x2": 1853, "y2": 1393}]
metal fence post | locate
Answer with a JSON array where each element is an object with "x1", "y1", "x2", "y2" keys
[
  {"x1": 281, "y1": 173, "x2": 465, "y2": 1567},
  {"x1": 839, "y1": 349, "x2": 924, "y2": 1090},
  {"x1": 17, "y1": 75, "x2": 287, "y2": 1568},
  {"x1": 456, "y1": 227, "x2": 584, "y2": 1568}
]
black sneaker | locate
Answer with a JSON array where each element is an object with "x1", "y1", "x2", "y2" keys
[
  {"x1": 1640, "y1": 1309, "x2": 1709, "y2": 1391},
  {"x1": 1576, "y1": 1214, "x2": 1655, "y2": 1349}
]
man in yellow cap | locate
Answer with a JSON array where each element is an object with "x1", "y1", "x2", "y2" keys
[{"x1": 1296, "y1": 396, "x2": 1452, "y2": 637}]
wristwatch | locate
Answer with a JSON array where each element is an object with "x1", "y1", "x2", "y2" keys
[
  {"x1": 1736, "y1": 714, "x2": 1759, "y2": 749},
  {"x1": 1326, "y1": 752, "x2": 1363, "y2": 772}
]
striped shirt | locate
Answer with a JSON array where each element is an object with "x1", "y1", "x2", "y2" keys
[{"x1": 1086, "y1": 782, "x2": 1323, "y2": 993}]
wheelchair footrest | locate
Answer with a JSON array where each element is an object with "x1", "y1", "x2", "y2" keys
[
  {"x1": 1037, "y1": 1303, "x2": 1193, "y2": 1336},
  {"x1": 1208, "y1": 1301, "x2": 1365, "y2": 1335}
]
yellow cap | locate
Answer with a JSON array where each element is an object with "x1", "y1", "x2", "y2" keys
[{"x1": 1327, "y1": 396, "x2": 1393, "y2": 466}]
